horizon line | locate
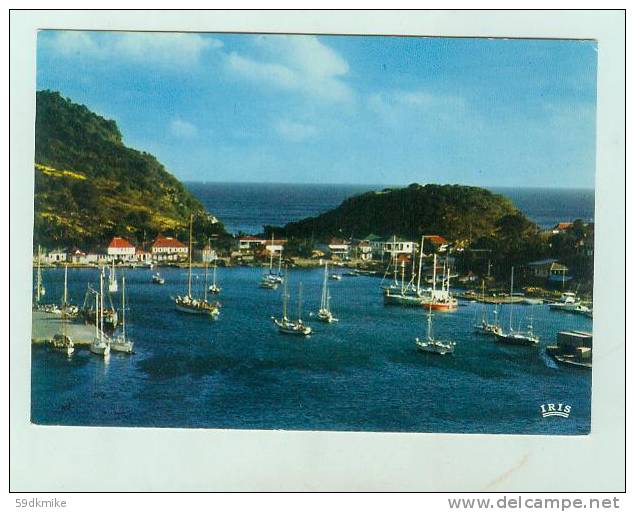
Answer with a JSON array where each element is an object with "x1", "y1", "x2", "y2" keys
[{"x1": 182, "y1": 180, "x2": 596, "y2": 192}]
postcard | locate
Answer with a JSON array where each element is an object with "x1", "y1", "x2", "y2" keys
[{"x1": 10, "y1": 10, "x2": 625, "y2": 492}]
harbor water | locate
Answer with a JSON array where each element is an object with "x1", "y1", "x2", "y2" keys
[{"x1": 31, "y1": 266, "x2": 592, "y2": 434}]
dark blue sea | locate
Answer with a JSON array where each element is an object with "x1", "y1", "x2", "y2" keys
[
  {"x1": 32, "y1": 267, "x2": 592, "y2": 433},
  {"x1": 185, "y1": 182, "x2": 595, "y2": 235}
]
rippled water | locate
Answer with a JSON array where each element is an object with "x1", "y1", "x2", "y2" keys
[{"x1": 31, "y1": 267, "x2": 592, "y2": 434}]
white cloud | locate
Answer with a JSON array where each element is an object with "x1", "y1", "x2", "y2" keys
[
  {"x1": 226, "y1": 35, "x2": 353, "y2": 103},
  {"x1": 170, "y1": 118, "x2": 198, "y2": 138},
  {"x1": 274, "y1": 119, "x2": 318, "y2": 142},
  {"x1": 41, "y1": 31, "x2": 222, "y2": 68}
]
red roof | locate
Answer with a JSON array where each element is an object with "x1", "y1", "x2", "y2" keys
[
  {"x1": 424, "y1": 235, "x2": 448, "y2": 245},
  {"x1": 554, "y1": 222, "x2": 573, "y2": 230},
  {"x1": 108, "y1": 237, "x2": 135, "y2": 249},
  {"x1": 152, "y1": 235, "x2": 187, "y2": 249}
]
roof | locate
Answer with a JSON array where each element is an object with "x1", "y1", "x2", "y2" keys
[
  {"x1": 363, "y1": 234, "x2": 384, "y2": 242},
  {"x1": 424, "y1": 235, "x2": 448, "y2": 245},
  {"x1": 329, "y1": 238, "x2": 350, "y2": 246},
  {"x1": 550, "y1": 262, "x2": 568, "y2": 271},
  {"x1": 553, "y1": 222, "x2": 573, "y2": 230},
  {"x1": 152, "y1": 235, "x2": 186, "y2": 249},
  {"x1": 108, "y1": 237, "x2": 135, "y2": 249}
]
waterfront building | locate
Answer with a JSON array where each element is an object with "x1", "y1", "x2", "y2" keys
[
  {"x1": 151, "y1": 235, "x2": 188, "y2": 262},
  {"x1": 527, "y1": 258, "x2": 571, "y2": 282},
  {"x1": 355, "y1": 241, "x2": 373, "y2": 261},
  {"x1": 236, "y1": 236, "x2": 286, "y2": 254},
  {"x1": 69, "y1": 248, "x2": 87, "y2": 264},
  {"x1": 382, "y1": 236, "x2": 416, "y2": 260},
  {"x1": 107, "y1": 237, "x2": 136, "y2": 262},
  {"x1": 46, "y1": 248, "x2": 68, "y2": 264},
  {"x1": 328, "y1": 238, "x2": 351, "y2": 259}
]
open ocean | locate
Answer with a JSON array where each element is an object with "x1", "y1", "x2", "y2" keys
[
  {"x1": 30, "y1": 183, "x2": 594, "y2": 434},
  {"x1": 185, "y1": 182, "x2": 595, "y2": 235}
]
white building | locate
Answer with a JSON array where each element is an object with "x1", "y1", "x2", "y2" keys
[
  {"x1": 107, "y1": 237, "x2": 136, "y2": 261},
  {"x1": 151, "y1": 235, "x2": 188, "y2": 261},
  {"x1": 328, "y1": 238, "x2": 351, "y2": 259}
]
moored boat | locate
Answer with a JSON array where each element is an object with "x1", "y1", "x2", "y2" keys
[
  {"x1": 316, "y1": 262, "x2": 338, "y2": 323},
  {"x1": 110, "y1": 275, "x2": 134, "y2": 354},
  {"x1": 272, "y1": 271, "x2": 312, "y2": 335},
  {"x1": 416, "y1": 305, "x2": 456, "y2": 355},
  {"x1": 494, "y1": 267, "x2": 539, "y2": 346}
]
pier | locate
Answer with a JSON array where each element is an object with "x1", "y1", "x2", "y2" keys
[{"x1": 31, "y1": 310, "x2": 96, "y2": 346}]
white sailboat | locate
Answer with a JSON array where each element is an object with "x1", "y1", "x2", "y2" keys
[
  {"x1": 416, "y1": 304, "x2": 456, "y2": 355},
  {"x1": 272, "y1": 271, "x2": 312, "y2": 335},
  {"x1": 317, "y1": 262, "x2": 338, "y2": 323},
  {"x1": 90, "y1": 271, "x2": 111, "y2": 356},
  {"x1": 108, "y1": 260, "x2": 118, "y2": 293},
  {"x1": 174, "y1": 214, "x2": 221, "y2": 318},
  {"x1": 473, "y1": 280, "x2": 502, "y2": 336},
  {"x1": 151, "y1": 272, "x2": 165, "y2": 285},
  {"x1": 51, "y1": 266, "x2": 75, "y2": 356},
  {"x1": 494, "y1": 267, "x2": 539, "y2": 346},
  {"x1": 383, "y1": 236, "x2": 428, "y2": 306},
  {"x1": 111, "y1": 275, "x2": 134, "y2": 354},
  {"x1": 208, "y1": 253, "x2": 221, "y2": 294},
  {"x1": 260, "y1": 234, "x2": 282, "y2": 288}
]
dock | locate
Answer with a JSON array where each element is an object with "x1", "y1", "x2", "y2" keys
[{"x1": 31, "y1": 310, "x2": 96, "y2": 346}]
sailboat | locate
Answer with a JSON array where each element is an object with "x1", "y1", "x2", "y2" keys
[
  {"x1": 90, "y1": 270, "x2": 111, "y2": 356},
  {"x1": 151, "y1": 272, "x2": 165, "y2": 285},
  {"x1": 51, "y1": 265, "x2": 75, "y2": 355},
  {"x1": 260, "y1": 234, "x2": 282, "y2": 288},
  {"x1": 383, "y1": 236, "x2": 427, "y2": 306},
  {"x1": 111, "y1": 275, "x2": 134, "y2": 354},
  {"x1": 421, "y1": 254, "x2": 458, "y2": 311},
  {"x1": 272, "y1": 271, "x2": 312, "y2": 335},
  {"x1": 494, "y1": 267, "x2": 539, "y2": 346},
  {"x1": 317, "y1": 262, "x2": 338, "y2": 323},
  {"x1": 473, "y1": 280, "x2": 502, "y2": 336},
  {"x1": 108, "y1": 260, "x2": 118, "y2": 293},
  {"x1": 207, "y1": 242, "x2": 221, "y2": 295},
  {"x1": 174, "y1": 214, "x2": 221, "y2": 318},
  {"x1": 34, "y1": 245, "x2": 46, "y2": 305},
  {"x1": 416, "y1": 304, "x2": 456, "y2": 355}
]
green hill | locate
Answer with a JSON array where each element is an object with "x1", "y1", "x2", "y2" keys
[
  {"x1": 33, "y1": 90, "x2": 225, "y2": 250},
  {"x1": 279, "y1": 183, "x2": 527, "y2": 242}
]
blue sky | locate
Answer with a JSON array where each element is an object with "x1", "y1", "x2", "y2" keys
[{"x1": 36, "y1": 31, "x2": 597, "y2": 188}]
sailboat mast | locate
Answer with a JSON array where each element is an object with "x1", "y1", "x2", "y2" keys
[
  {"x1": 400, "y1": 261, "x2": 405, "y2": 293},
  {"x1": 187, "y1": 214, "x2": 193, "y2": 297},
  {"x1": 432, "y1": 253, "x2": 437, "y2": 294},
  {"x1": 282, "y1": 270, "x2": 288, "y2": 319},
  {"x1": 63, "y1": 264, "x2": 68, "y2": 307},
  {"x1": 416, "y1": 236, "x2": 424, "y2": 294},
  {"x1": 94, "y1": 292, "x2": 99, "y2": 339},
  {"x1": 269, "y1": 233, "x2": 275, "y2": 273},
  {"x1": 321, "y1": 262, "x2": 328, "y2": 310},
  {"x1": 298, "y1": 282, "x2": 303, "y2": 321},
  {"x1": 277, "y1": 250, "x2": 282, "y2": 277},
  {"x1": 204, "y1": 257, "x2": 209, "y2": 303},
  {"x1": 100, "y1": 268, "x2": 104, "y2": 340},
  {"x1": 427, "y1": 305, "x2": 433, "y2": 340},
  {"x1": 509, "y1": 266, "x2": 514, "y2": 331},
  {"x1": 122, "y1": 275, "x2": 126, "y2": 340}
]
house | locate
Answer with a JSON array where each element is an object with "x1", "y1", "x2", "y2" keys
[
  {"x1": 355, "y1": 241, "x2": 373, "y2": 261},
  {"x1": 236, "y1": 236, "x2": 286, "y2": 254},
  {"x1": 46, "y1": 248, "x2": 67, "y2": 264},
  {"x1": 328, "y1": 238, "x2": 351, "y2": 259},
  {"x1": 107, "y1": 237, "x2": 136, "y2": 261},
  {"x1": 361, "y1": 234, "x2": 385, "y2": 259},
  {"x1": 69, "y1": 249, "x2": 87, "y2": 264},
  {"x1": 527, "y1": 259, "x2": 571, "y2": 281},
  {"x1": 382, "y1": 236, "x2": 416, "y2": 260},
  {"x1": 151, "y1": 235, "x2": 188, "y2": 262}
]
